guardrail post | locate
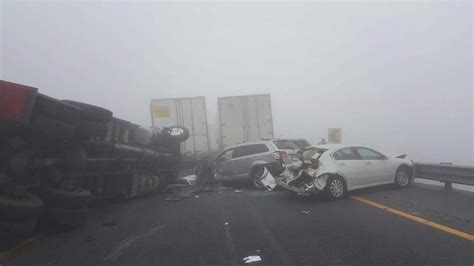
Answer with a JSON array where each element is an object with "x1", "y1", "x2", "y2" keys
[{"x1": 444, "y1": 182, "x2": 452, "y2": 191}]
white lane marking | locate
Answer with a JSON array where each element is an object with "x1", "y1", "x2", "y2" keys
[{"x1": 104, "y1": 225, "x2": 165, "y2": 262}]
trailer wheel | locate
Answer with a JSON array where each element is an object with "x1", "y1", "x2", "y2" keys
[
  {"x1": 31, "y1": 115, "x2": 76, "y2": 139},
  {"x1": 164, "y1": 126, "x2": 189, "y2": 142},
  {"x1": 37, "y1": 186, "x2": 92, "y2": 209},
  {"x1": 46, "y1": 206, "x2": 88, "y2": 228},
  {"x1": 62, "y1": 100, "x2": 113, "y2": 123},
  {"x1": 0, "y1": 190, "x2": 43, "y2": 221}
]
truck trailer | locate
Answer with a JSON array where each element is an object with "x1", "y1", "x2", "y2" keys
[
  {"x1": 217, "y1": 94, "x2": 274, "y2": 150},
  {"x1": 0, "y1": 80, "x2": 188, "y2": 240}
]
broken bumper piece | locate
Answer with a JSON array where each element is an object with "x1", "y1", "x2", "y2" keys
[{"x1": 276, "y1": 179, "x2": 322, "y2": 196}]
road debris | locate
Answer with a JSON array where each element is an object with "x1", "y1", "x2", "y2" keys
[
  {"x1": 302, "y1": 210, "x2": 310, "y2": 214},
  {"x1": 224, "y1": 222, "x2": 229, "y2": 226},
  {"x1": 164, "y1": 195, "x2": 184, "y2": 202},
  {"x1": 243, "y1": 255, "x2": 262, "y2": 263},
  {"x1": 178, "y1": 174, "x2": 197, "y2": 186},
  {"x1": 234, "y1": 190, "x2": 243, "y2": 193},
  {"x1": 194, "y1": 195, "x2": 199, "y2": 198}
]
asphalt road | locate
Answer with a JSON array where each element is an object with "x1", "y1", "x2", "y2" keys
[{"x1": 3, "y1": 183, "x2": 473, "y2": 266}]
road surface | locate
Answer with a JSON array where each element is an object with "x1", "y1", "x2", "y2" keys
[{"x1": 2, "y1": 183, "x2": 473, "y2": 265}]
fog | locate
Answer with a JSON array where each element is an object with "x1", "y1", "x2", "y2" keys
[{"x1": 1, "y1": 1, "x2": 472, "y2": 165}]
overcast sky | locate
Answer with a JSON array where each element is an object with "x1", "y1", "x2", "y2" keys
[{"x1": 1, "y1": 1, "x2": 472, "y2": 164}]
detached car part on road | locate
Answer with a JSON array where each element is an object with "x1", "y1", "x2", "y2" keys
[
  {"x1": 0, "y1": 80, "x2": 189, "y2": 239},
  {"x1": 256, "y1": 144, "x2": 414, "y2": 199}
]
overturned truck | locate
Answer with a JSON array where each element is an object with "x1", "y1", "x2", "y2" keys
[{"x1": 0, "y1": 80, "x2": 188, "y2": 238}]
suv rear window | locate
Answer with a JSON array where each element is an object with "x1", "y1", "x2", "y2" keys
[
  {"x1": 273, "y1": 140, "x2": 299, "y2": 150},
  {"x1": 232, "y1": 144, "x2": 269, "y2": 158}
]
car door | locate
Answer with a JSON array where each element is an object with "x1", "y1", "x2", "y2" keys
[
  {"x1": 354, "y1": 147, "x2": 393, "y2": 184},
  {"x1": 215, "y1": 149, "x2": 234, "y2": 177},
  {"x1": 231, "y1": 145, "x2": 258, "y2": 177},
  {"x1": 332, "y1": 147, "x2": 369, "y2": 188}
]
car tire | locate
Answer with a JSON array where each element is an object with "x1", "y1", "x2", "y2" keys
[
  {"x1": 163, "y1": 126, "x2": 189, "y2": 143},
  {"x1": 62, "y1": 100, "x2": 113, "y2": 123},
  {"x1": 37, "y1": 186, "x2": 92, "y2": 209},
  {"x1": 325, "y1": 175, "x2": 347, "y2": 200},
  {"x1": 31, "y1": 115, "x2": 76, "y2": 139},
  {"x1": 394, "y1": 166, "x2": 412, "y2": 188},
  {"x1": 250, "y1": 165, "x2": 266, "y2": 190},
  {"x1": 0, "y1": 190, "x2": 43, "y2": 222}
]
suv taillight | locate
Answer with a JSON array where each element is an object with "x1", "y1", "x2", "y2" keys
[{"x1": 273, "y1": 151, "x2": 288, "y2": 160}]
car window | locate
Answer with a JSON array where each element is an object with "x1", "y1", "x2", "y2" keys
[
  {"x1": 273, "y1": 140, "x2": 299, "y2": 150},
  {"x1": 333, "y1": 148, "x2": 358, "y2": 160},
  {"x1": 355, "y1": 147, "x2": 385, "y2": 160},
  {"x1": 218, "y1": 149, "x2": 233, "y2": 161},
  {"x1": 252, "y1": 144, "x2": 270, "y2": 154},
  {"x1": 233, "y1": 144, "x2": 269, "y2": 158}
]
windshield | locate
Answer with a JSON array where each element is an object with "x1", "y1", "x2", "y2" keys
[{"x1": 273, "y1": 140, "x2": 299, "y2": 150}]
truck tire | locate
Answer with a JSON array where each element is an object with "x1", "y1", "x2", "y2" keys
[
  {"x1": 163, "y1": 126, "x2": 189, "y2": 143},
  {"x1": 62, "y1": 100, "x2": 113, "y2": 123},
  {"x1": 46, "y1": 206, "x2": 88, "y2": 228},
  {"x1": 76, "y1": 119, "x2": 107, "y2": 138},
  {"x1": 37, "y1": 186, "x2": 92, "y2": 208},
  {"x1": 0, "y1": 190, "x2": 43, "y2": 221},
  {"x1": 33, "y1": 94, "x2": 81, "y2": 125},
  {"x1": 31, "y1": 115, "x2": 76, "y2": 139}
]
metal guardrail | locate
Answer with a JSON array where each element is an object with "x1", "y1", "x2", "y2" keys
[{"x1": 414, "y1": 163, "x2": 474, "y2": 190}]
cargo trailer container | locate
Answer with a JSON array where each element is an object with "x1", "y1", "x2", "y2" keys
[
  {"x1": 150, "y1": 97, "x2": 210, "y2": 161},
  {"x1": 217, "y1": 94, "x2": 274, "y2": 150}
]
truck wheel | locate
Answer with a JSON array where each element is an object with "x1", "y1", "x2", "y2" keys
[
  {"x1": 164, "y1": 126, "x2": 189, "y2": 142},
  {"x1": 0, "y1": 190, "x2": 43, "y2": 221},
  {"x1": 33, "y1": 94, "x2": 81, "y2": 125},
  {"x1": 62, "y1": 100, "x2": 113, "y2": 123},
  {"x1": 37, "y1": 186, "x2": 92, "y2": 208},
  {"x1": 31, "y1": 115, "x2": 76, "y2": 139},
  {"x1": 46, "y1": 206, "x2": 88, "y2": 228}
]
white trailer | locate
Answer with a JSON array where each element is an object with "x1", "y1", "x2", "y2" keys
[
  {"x1": 217, "y1": 94, "x2": 274, "y2": 150},
  {"x1": 150, "y1": 97, "x2": 210, "y2": 161}
]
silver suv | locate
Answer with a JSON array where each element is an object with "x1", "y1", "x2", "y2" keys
[{"x1": 214, "y1": 139, "x2": 298, "y2": 188}]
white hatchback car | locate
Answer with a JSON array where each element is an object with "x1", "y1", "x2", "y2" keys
[{"x1": 261, "y1": 144, "x2": 414, "y2": 199}]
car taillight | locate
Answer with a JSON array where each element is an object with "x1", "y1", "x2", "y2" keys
[{"x1": 0, "y1": 80, "x2": 37, "y2": 124}]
